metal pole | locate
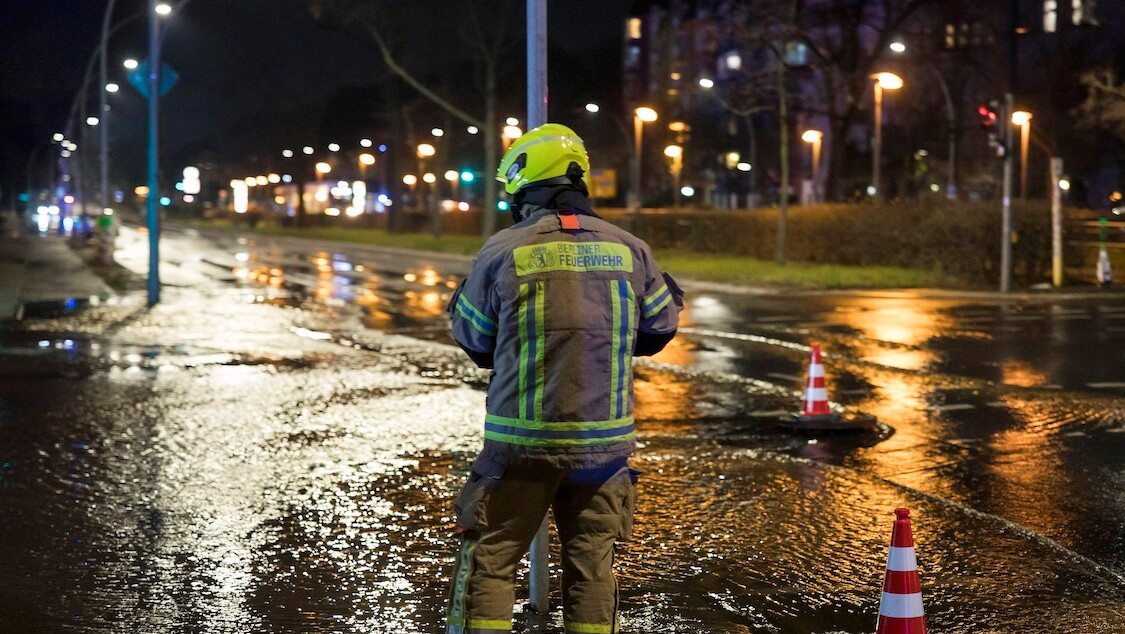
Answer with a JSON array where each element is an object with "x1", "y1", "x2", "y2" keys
[
  {"x1": 146, "y1": 0, "x2": 161, "y2": 305},
  {"x1": 1050, "y1": 157, "x2": 1063, "y2": 287},
  {"x1": 873, "y1": 83, "x2": 882, "y2": 203},
  {"x1": 633, "y1": 114, "x2": 643, "y2": 210},
  {"x1": 100, "y1": 0, "x2": 117, "y2": 217},
  {"x1": 1019, "y1": 121, "x2": 1030, "y2": 201},
  {"x1": 526, "y1": 0, "x2": 550, "y2": 623},
  {"x1": 811, "y1": 137, "x2": 821, "y2": 202},
  {"x1": 1000, "y1": 92, "x2": 1014, "y2": 293}
]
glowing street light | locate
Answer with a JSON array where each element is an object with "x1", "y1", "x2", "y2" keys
[
  {"x1": 664, "y1": 144, "x2": 684, "y2": 209},
  {"x1": 359, "y1": 153, "x2": 376, "y2": 166},
  {"x1": 467, "y1": 125, "x2": 479, "y2": 135},
  {"x1": 871, "y1": 72, "x2": 903, "y2": 201},
  {"x1": 282, "y1": 149, "x2": 294, "y2": 158},
  {"x1": 502, "y1": 126, "x2": 522, "y2": 151},
  {"x1": 801, "y1": 129, "x2": 823, "y2": 202},
  {"x1": 315, "y1": 161, "x2": 331, "y2": 176},
  {"x1": 698, "y1": 77, "x2": 714, "y2": 89},
  {"x1": 155, "y1": 3, "x2": 172, "y2": 16},
  {"x1": 302, "y1": 146, "x2": 314, "y2": 155},
  {"x1": 403, "y1": 174, "x2": 418, "y2": 186},
  {"x1": 86, "y1": 116, "x2": 100, "y2": 126},
  {"x1": 416, "y1": 143, "x2": 436, "y2": 158},
  {"x1": 506, "y1": 117, "x2": 520, "y2": 126},
  {"x1": 1012, "y1": 110, "x2": 1033, "y2": 200},
  {"x1": 585, "y1": 103, "x2": 600, "y2": 113},
  {"x1": 889, "y1": 40, "x2": 906, "y2": 53},
  {"x1": 632, "y1": 106, "x2": 659, "y2": 209},
  {"x1": 123, "y1": 58, "x2": 139, "y2": 70},
  {"x1": 431, "y1": 127, "x2": 445, "y2": 137},
  {"x1": 360, "y1": 138, "x2": 373, "y2": 148},
  {"x1": 328, "y1": 143, "x2": 340, "y2": 152},
  {"x1": 422, "y1": 172, "x2": 437, "y2": 184},
  {"x1": 444, "y1": 170, "x2": 459, "y2": 182},
  {"x1": 105, "y1": 82, "x2": 120, "y2": 93}
]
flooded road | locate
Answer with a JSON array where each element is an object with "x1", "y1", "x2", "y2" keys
[{"x1": 1, "y1": 226, "x2": 1123, "y2": 632}]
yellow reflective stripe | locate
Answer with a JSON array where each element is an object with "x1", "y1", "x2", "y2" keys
[
  {"x1": 485, "y1": 414, "x2": 633, "y2": 431},
  {"x1": 565, "y1": 623, "x2": 614, "y2": 634},
  {"x1": 467, "y1": 618, "x2": 512, "y2": 630},
  {"x1": 484, "y1": 430, "x2": 635, "y2": 447}
]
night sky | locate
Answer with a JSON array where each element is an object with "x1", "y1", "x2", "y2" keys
[{"x1": 0, "y1": 0, "x2": 634, "y2": 206}]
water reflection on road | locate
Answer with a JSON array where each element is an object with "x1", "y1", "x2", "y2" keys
[{"x1": 0, "y1": 227, "x2": 1123, "y2": 632}]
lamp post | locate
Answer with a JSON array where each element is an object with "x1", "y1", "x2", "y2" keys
[
  {"x1": 801, "y1": 129, "x2": 822, "y2": 203},
  {"x1": 584, "y1": 102, "x2": 633, "y2": 206},
  {"x1": 417, "y1": 143, "x2": 439, "y2": 236},
  {"x1": 1011, "y1": 110, "x2": 1032, "y2": 201},
  {"x1": 502, "y1": 125, "x2": 522, "y2": 152},
  {"x1": 871, "y1": 72, "x2": 903, "y2": 203},
  {"x1": 664, "y1": 144, "x2": 683, "y2": 210},
  {"x1": 633, "y1": 106, "x2": 658, "y2": 210},
  {"x1": 359, "y1": 152, "x2": 375, "y2": 181}
]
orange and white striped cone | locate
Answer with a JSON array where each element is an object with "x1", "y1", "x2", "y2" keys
[
  {"x1": 802, "y1": 344, "x2": 832, "y2": 417},
  {"x1": 791, "y1": 343, "x2": 845, "y2": 428},
  {"x1": 877, "y1": 508, "x2": 927, "y2": 634}
]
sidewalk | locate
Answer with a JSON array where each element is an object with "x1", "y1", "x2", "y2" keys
[{"x1": 0, "y1": 232, "x2": 112, "y2": 320}]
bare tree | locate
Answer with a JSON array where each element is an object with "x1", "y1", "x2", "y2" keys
[{"x1": 309, "y1": 0, "x2": 518, "y2": 236}]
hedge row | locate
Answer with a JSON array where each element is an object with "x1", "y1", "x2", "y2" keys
[{"x1": 601, "y1": 202, "x2": 1073, "y2": 287}]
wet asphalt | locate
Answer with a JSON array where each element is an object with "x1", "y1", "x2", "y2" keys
[{"x1": 0, "y1": 225, "x2": 1123, "y2": 633}]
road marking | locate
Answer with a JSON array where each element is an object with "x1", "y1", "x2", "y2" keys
[
  {"x1": 839, "y1": 388, "x2": 869, "y2": 395},
  {"x1": 1106, "y1": 427, "x2": 1125, "y2": 434},
  {"x1": 933, "y1": 403, "x2": 975, "y2": 412},
  {"x1": 999, "y1": 315, "x2": 1042, "y2": 322},
  {"x1": 984, "y1": 401, "x2": 1008, "y2": 408},
  {"x1": 767, "y1": 372, "x2": 803, "y2": 383},
  {"x1": 1064, "y1": 431, "x2": 1087, "y2": 437},
  {"x1": 1087, "y1": 382, "x2": 1125, "y2": 389},
  {"x1": 757, "y1": 315, "x2": 797, "y2": 323}
]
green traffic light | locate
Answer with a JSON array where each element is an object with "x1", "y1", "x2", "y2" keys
[
  {"x1": 460, "y1": 171, "x2": 475, "y2": 182},
  {"x1": 497, "y1": 200, "x2": 510, "y2": 211}
]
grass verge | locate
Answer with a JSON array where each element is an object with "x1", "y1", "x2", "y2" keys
[
  {"x1": 654, "y1": 251, "x2": 950, "y2": 289},
  {"x1": 176, "y1": 218, "x2": 950, "y2": 289}
]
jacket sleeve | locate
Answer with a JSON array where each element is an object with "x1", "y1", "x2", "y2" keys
[
  {"x1": 448, "y1": 252, "x2": 500, "y2": 367},
  {"x1": 636, "y1": 246, "x2": 684, "y2": 353}
]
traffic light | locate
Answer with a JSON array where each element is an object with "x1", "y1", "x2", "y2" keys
[{"x1": 978, "y1": 100, "x2": 1006, "y2": 158}]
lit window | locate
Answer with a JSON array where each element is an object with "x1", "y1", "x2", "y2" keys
[
  {"x1": 945, "y1": 24, "x2": 955, "y2": 48},
  {"x1": 1072, "y1": 0, "x2": 1096, "y2": 25},
  {"x1": 1044, "y1": 0, "x2": 1057, "y2": 32},
  {"x1": 627, "y1": 17, "x2": 642, "y2": 40}
]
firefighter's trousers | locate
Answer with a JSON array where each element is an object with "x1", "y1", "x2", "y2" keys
[{"x1": 445, "y1": 459, "x2": 637, "y2": 634}]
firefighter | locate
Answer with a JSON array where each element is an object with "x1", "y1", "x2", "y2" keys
[{"x1": 445, "y1": 123, "x2": 682, "y2": 633}]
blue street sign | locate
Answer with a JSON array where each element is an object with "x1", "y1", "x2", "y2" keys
[{"x1": 127, "y1": 59, "x2": 179, "y2": 99}]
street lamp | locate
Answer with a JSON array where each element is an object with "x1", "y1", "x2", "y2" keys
[
  {"x1": 1011, "y1": 110, "x2": 1033, "y2": 200},
  {"x1": 123, "y1": 58, "x2": 139, "y2": 70},
  {"x1": 584, "y1": 103, "x2": 600, "y2": 113},
  {"x1": 445, "y1": 169, "x2": 460, "y2": 200},
  {"x1": 416, "y1": 143, "x2": 436, "y2": 158},
  {"x1": 801, "y1": 129, "x2": 823, "y2": 203},
  {"x1": 664, "y1": 144, "x2": 683, "y2": 209},
  {"x1": 633, "y1": 106, "x2": 658, "y2": 209},
  {"x1": 315, "y1": 161, "x2": 331, "y2": 177},
  {"x1": 871, "y1": 72, "x2": 903, "y2": 202},
  {"x1": 502, "y1": 126, "x2": 522, "y2": 151},
  {"x1": 154, "y1": 3, "x2": 172, "y2": 16}
]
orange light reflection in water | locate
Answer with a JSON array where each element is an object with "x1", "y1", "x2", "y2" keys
[{"x1": 825, "y1": 296, "x2": 958, "y2": 371}]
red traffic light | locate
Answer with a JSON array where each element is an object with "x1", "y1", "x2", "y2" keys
[{"x1": 977, "y1": 104, "x2": 998, "y2": 127}]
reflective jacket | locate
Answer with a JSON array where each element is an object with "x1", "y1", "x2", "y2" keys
[{"x1": 450, "y1": 201, "x2": 682, "y2": 468}]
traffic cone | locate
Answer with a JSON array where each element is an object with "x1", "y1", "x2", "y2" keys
[
  {"x1": 877, "y1": 508, "x2": 927, "y2": 634},
  {"x1": 802, "y1": 344, "x2": 831, "y2": 417}
]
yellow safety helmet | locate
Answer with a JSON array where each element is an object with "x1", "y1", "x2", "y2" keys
[{"x1": 496, "y1": 123, "x2": 591, "y2": 196}]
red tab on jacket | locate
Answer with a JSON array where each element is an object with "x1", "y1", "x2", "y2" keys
[{"x1": 558, "y1": 211, "x2": 581, "y2": 230}]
